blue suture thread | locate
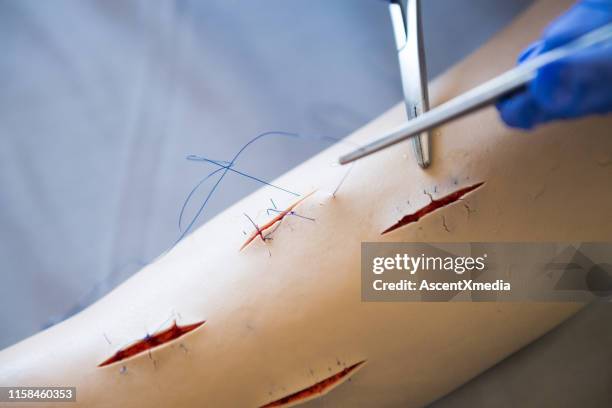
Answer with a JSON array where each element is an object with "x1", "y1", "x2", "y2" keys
[
  {"x1": 333, "y1": 161, "x2": 355, "y2": 197},
  {"x1": 270, "y1": 198, "x2": 277, "y2": 209},
  {"x1": 243, "y1": 212, "x2": 264, "y2": 240},
  {"x1": 266, "y1": 208, "x2": 315, "y2": 222},
  {"x1": 178, "y1": 166, "x2": 226, "y2": 232},
  {"x1": 176, "y1": 131, "x2": 301, "y2": 244},
  {"x1": 186, "y1": 156, "x2": 299, "y2": 198},
  {"x1": 177, "y1": 131, "x2": 358, "y2": 245},
  {"x1": 179, "y1": 156, "x2": 298, "y2": 231}
]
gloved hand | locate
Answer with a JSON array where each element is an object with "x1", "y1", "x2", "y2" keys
[{"x1": 497, "y1": 0, "x2": 612, "y2": 129}]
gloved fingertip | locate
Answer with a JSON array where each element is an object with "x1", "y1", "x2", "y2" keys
[
  {"x1": 531, "y1": 60, "x2": 575, "y2": 115},
  {"x1": 518, "y1": 41, "x2": 544, "y2": 64},
  {"x1": 539, "y1": 1, "x2": 612, "y2": 51},
  {"x1": 496, "y1": 92, "x2": 541, "y2": 130},
  {"x1": 494, "y1": 98, "x2": 509, "y2": 112}
]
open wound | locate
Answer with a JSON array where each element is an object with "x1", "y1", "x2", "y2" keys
[
  {"x1": 260, "y1": 360, "x2": 366, "y2": 407},
  {"x1": 241, "y1": 191, "x2": 316, "y2": 250},
  {"x1": 382, "y1": 182, "x2": 485, "y2": 234},
  {"x1": 98, "y1": 320, "x2": 205, "y2": 367}
]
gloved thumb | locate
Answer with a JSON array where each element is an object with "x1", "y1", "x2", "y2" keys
[
  {"x1": 540, "y1": 0, "x2": 612, "y2": 51},
  {"x1": 530, "y1": 46, "x2": 612, "y2": 118}
]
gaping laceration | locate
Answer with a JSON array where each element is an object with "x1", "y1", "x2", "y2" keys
[
  {"x1": 382, "y1": 182, "x2": 485, "y2": 234},
  {"x1": 98, "y1": 320, "x2": 205, "y2": 367},
  {"x1": 241, "y1": 191, "x2": 316, "y2": 251},
  {"x1": 260, "y1": 360, "x2": 366, "y2": 407}
]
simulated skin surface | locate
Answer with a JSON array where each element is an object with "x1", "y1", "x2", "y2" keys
[{"x1": 1, "y1": 0, "x2": 611, "y2": 407}]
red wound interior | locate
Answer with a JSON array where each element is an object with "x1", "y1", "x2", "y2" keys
[
  {"x1": 98, "y1": 320, "x2": 205, "y2": 367},
  {"x1": 382, "y1": 182, "x2": 485, "y2": 234},
  {"x1": 260, "y1": 361, "x2": 365, "y2": 407},
  {"x1": 241, "y1": 191, "x2": 315, "y2": 250}
]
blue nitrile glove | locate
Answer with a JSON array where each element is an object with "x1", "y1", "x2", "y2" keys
[{"x1": 497, "y1": 0, "x2": 612, "y2": 129}]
